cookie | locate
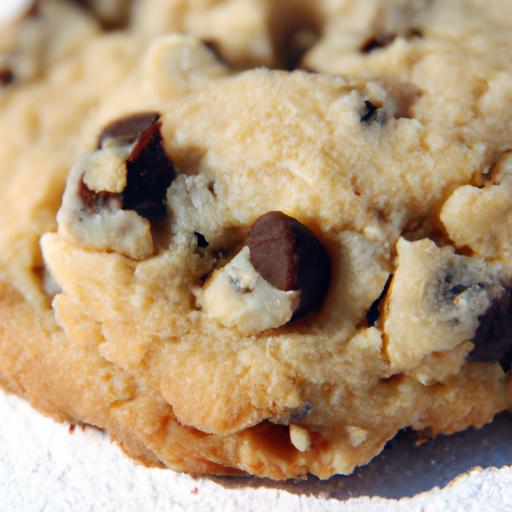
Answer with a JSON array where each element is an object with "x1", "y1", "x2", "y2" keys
[{"x1": 1, "y1": 0, "x2": 512, "y2": 480}]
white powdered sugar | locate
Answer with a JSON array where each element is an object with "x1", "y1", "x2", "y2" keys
[{"x1": 1, "y1": 390, "x2": 511, "y2": 512}]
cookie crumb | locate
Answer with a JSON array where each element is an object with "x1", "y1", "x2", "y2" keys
[
  {"x1": 0, "y1": 69, "x2": 14, "y2": 86},
  {"x1": 289, "y1": 424, "x2": 311, "y2": 452}
]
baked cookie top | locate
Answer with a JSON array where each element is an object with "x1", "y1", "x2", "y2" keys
[{"x1": 1, "y1": 0, "x2": 512, "y2": 479}]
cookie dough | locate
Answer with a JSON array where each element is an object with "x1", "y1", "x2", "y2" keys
[{"x1": 1, "y1": 0, "x2": 512, "y2": 480}]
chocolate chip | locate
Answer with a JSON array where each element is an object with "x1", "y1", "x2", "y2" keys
[
  {"x1": 268, "y1": 2, "x2": 323, "y2": 71},
  {"x1": 72, "y1": 0, "x2": 130, "y2": 30},
  {"x1": 449, "y1": 284, "x2": 470, "y2": 297},
  {"x1": 195, "y1": 232, "x2": 209, "y2": 248},
  {"x1": 79, "y1": 179, "x2": 122, "y2": 212},
  {"x1": 360, "y1": 29, "x2": 422, "y2": 54},
  {"x1": 282, "y1": 27, "x2": 320, "y2": 71},
  {"x1": 96, "y1": 112, "x2": 176, "y2": 220},
  {"x1": 366, "y1": 274, "x2": 392, "y2": 326},
  {"x1": 247, "y1": 211, "x2": 331, "y2": 320},
  {"x1": 97, "y1": 112, "x2": 161, "y2": 149},
  {"x1": 290, "y1": 402, "x2": 313, "y2": 422},
  {"x1": 360, "y1": 34, "x2": 396, "y2": 53},
  {"x1": 408, "y1": 28, "x2": 424, "y2": 39},
  {"x1": 500, "y1": 352, "x2": 512, "y2": 373},
  {"x1": 468, "y1": 289, "x2": 512, "y2": 371},
  {"x1": 123, "y1": 122, "x2": 175, "y2": 219},
  {"x1": 361, "y1": 100, "x2": 379, "y2": 123},
  {"x1": 0, "y1": 69, "x2": 14, "y2": 87},
  {"x1": 202, "y1": 40, "x2": 228, "y2": 66},
  {"x1": 361, "y1": 100, "x2": 387, "y2": 125}
]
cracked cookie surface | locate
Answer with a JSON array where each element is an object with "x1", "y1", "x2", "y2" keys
[{"x1": 1, "y1": 0, "x2": 512, "y2": 480}]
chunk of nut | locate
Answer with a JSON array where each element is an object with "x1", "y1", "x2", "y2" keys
[
  {"x1": 289, "y1": 424, "x2": 311, "y2": 452},
  {"x1": 200, "y1": 211, "x2": 331, "y2": 334},
  {"x1": 346, "y1": 425, "x2": 369, "y2": 448}
]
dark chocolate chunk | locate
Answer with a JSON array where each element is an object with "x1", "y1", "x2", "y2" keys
[
  {"x1": 366, "y1": 274, "x2": 393, "y2": 326},
  {"x1": 290, "y1": 402, "x2": 313, "y2": 422},
  {"x1": 97, "y1": 112, "x2": 161, "y2": 149},
  {"x1": 360, "y1": 29, "x2": 422, "y2": 54},
  {"x1": 361, "y1": 100, "x2": 379, "y2": 123},
  {"x1": 500, "y1": 352, "x2": 512, "y2": 373},
  {"x1": 449, "y1": 284, "x2": 470, "y2": 297},
  {"x1": 195, "y1": 232, "x2": 209, "y2": 248},
  {"x1": 408, "y1": 28, "x2": 424, "y2": 39},
  {"x1": 468, "y1": 289, "x2": 512, "y2": 371},
  {"x1": 282, "y1": 27, "x2": 320, "y2": 71},
  {"x1": 72, "y1": 0, "x2": 130, "y2": 30},
  {"x1": 202, "y1": 40, "x2": 228, "y2": 66},
  {"x1": 360, "y1": 33, "x2": 396, "y2": 53},
  {"x1": 247, "y1": 211, "x2": 331, "y2": 320},
  {"x1": 0, "y1": 69, "x2": 14, "y2": 87},
  {"x1": 79, "y1": 179, "x2": 122, "y2": 212},
  {"x1": 95, "y1": 112, "x2": 176, "y2": 220},
  {"x1": 268, "y1": 1, "x2": 323, "y2": 71},
  {"x1": 123, "y1": 119, "x2": 175, "y2": 219}
]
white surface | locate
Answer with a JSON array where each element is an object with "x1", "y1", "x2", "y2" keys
[
  {"x1": 0, "y1": 0, "x2": 32, "y2": 25},
  {"x1": 1, "y1": 390, "x2": 512, "y2": 512}
]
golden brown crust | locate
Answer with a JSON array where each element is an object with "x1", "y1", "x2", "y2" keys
[
  {"x1": 1, "y1": 279, "x2": 509, "y2": 479},
  {"x1": 1, "y1": 0, "x2": 512, "y2": 482}
]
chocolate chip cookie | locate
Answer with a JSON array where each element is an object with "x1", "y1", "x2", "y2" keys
[{"x1": 1, "y1": 0, "x2": 512, "y2": 480}]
